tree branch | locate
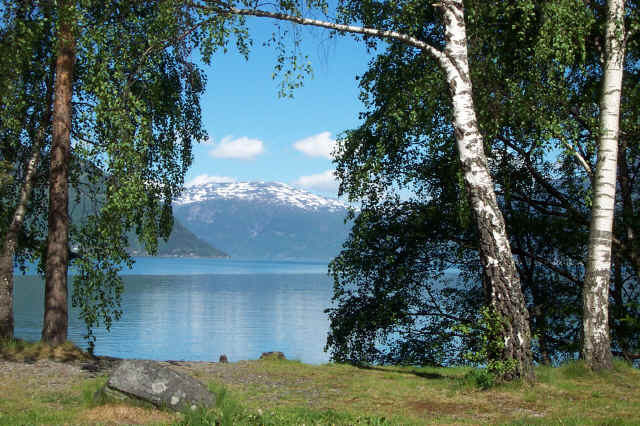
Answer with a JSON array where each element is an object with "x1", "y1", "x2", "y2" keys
[
  {"x1": 199, "y1": 0, "x2": 448, "y2": 64},
  {"x1": 510, "y1": 247, "x2": 583, "y2": 286},
  {"x1": 498, "y1": 135, "x2": 589, "y2": 224},
  {"x1": 559, "y1": 136, "x2": 593, "y2": 178}
]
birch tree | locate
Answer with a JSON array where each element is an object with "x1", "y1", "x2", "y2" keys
[
  {"x1": 582, "y1": 0, "x2": 627, "y2": 370},
  {"x1": 0, "y1": 130, "x2": 47, "y2": 340},
  {"x1": 41, "y1": 0, "x2": 213, "y2": 346},
  {"x1": 1, "y1": 0, "x2": 223, "y2": 346},
  {"x1": 0, "y1": 2, "x2": 53, "y2": 340},
  {"x1": 191, "y1": 0, "x2": 534, "y2": 380},
  {"x1": 326, "y1": 0, "x2": 640, "y2": 368}
]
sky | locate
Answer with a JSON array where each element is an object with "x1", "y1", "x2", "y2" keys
[{"x1": 184, "y1": 17, "x2": 381, "y2": 198}]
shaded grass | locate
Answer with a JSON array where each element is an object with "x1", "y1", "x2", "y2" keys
[
  {"x1": 1, "y1": 340, "x2": 639, "y2": 425},
  {"x1": 0, "y1": 337, "x2": 91, "y2": 362}
]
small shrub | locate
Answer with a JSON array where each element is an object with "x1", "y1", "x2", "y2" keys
[
  {"x1": 460, "y1": 307, "x2": 519, "y2": 388},
  {"x1": 464, "y1": 368, "x2": 496, "y2": 390}
]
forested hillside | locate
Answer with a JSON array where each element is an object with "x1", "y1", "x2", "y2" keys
[{"x1": 127, "y1": 219, "x2": 228, "y2": 258}]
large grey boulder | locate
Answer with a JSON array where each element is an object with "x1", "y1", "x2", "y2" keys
[{"x1": 102, "y1": 360, "x2": 214, "y2": 411}]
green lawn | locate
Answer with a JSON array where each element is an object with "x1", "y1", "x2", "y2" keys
[{"x1": 1, "y1": 340, "x2": 639, "y2": 425}]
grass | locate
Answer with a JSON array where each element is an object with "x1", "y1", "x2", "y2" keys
[
  {"x1": 1, "y1": 339, "x2": 639, "y2": 425},
  {"x1": 0, "y1": 337, "x2": 91, "y2": 362}
]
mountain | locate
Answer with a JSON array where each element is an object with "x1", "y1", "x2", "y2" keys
[
  {"x1": 68, "y1": 183, "x2": 228, "y2": 258},
  {"x1": 128, "y1": 219, "x2": 229, "y2": 258},
  {"x1": 173, "y1": 181, "x2": 352, "y2": 260}
]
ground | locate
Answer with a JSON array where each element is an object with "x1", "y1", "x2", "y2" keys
[{"x1": 0, "y1": 340, "x2": 639, "y2": 425}]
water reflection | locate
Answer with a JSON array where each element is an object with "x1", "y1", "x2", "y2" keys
[{"x1": 13, "y1": 272, "x2": 332, "y2": 364}]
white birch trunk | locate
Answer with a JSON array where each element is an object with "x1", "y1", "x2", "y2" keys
[
  {"x1": 582, "y1": 0, "x2": 625, "y2": 371},
  {"x1": 437, "y1": 1, "x2": 533, "y2": 381},
  {"x1": 205, "y1": 0, "x2": 534, "y2": 380}
]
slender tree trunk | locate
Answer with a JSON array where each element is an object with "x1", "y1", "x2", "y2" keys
[
  {"x1": 438, "y1": 1, "x2": 533, "y2": 381},
  {"x1": 0, "y1": 130, "x2": 45, "y2": 340},
  {"x1": 206, "y1": 0, "x2": 534, "y2": 381},
  {"x1": 617, "y1": 138, "x2": 640, "y2": 278},
  {"x1": 582, "y1": 0, "x2": 625, "y2": 371},
  {"x1": 42, "y1": 9, "x2": 75, "y2": 346},
  {"x1": 0, "y1": 252, "x2": 14, "y2": 340}
]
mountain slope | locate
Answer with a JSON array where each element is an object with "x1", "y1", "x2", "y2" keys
[
  {"x1": 128, "y1": 219, "x2": 229, "y2": 258},
  {"x1": 68, "y1": 183, "x2": 228, "y2": 258},
  {"x1": 174, "y1": 182, "x2": 351, "y2": 260}
]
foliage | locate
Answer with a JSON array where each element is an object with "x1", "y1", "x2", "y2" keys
[
  {"x1": 2, "y1": 0, "x2": 336, "y2": 344},
  {"x1": 0, "y1": 1, "x2": 53, "y2": 268},
  {"x1": 1, "y1": 0, "x2": 248, "y2": 344},
  {"x1": 462, "y1": 307, "x2": 519, "y2": 388},
  {"x1": 327, "y1": 199, "x2": 485, "y2": 366},
  {"x1": 327, "y1": 0, "x2": 640, "y2": 367},
  {"x1": 61, "y1": 0, "x2": 211, "y2": 346}
]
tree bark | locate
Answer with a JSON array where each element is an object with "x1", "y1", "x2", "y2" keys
[
  {"x1": 42, "y1": 9, "x2": 75, "y2": 346},
  {"x1": 0, "y1": 129, "x2": 45, "y2": 340},
  {"x1": 582, "y1": 0, "x2": 625, "y2": 371},
  {"x1": 0, "y1": 251, "x2": 14, "y2": 340},
  {"x1": 203, "y1": 0, "x2": 535, "y2": 381},
  {"x1": 437, "y1": 1, "x2": 533, "y2": 381}
]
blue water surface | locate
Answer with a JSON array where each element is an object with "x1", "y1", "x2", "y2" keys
[{"x1": 13, "y1": 257, "x2": 333, "y2": 364}]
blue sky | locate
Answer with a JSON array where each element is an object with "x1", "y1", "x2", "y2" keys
[{"x1": 185, "y1": 18, "x2": 380, "y2": 198}]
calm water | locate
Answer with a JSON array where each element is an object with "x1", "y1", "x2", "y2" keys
[{"x1": 13, "y1": 258, "x2": 333, "y2": 364}]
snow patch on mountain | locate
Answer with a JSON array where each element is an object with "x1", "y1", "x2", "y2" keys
[{"x1": 176, "y1": 181, "x2": 348, "y2": 212}]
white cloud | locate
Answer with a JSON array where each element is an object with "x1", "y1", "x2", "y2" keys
[
  {"x1": 186, "y1": 174, "x2": 236, "y2": 187},
  {"x1": 294, "y1": 169, "x2": 338, "y2": 193},
  {"x1": 293, "y1": 131, "x2": 336, "y2": 159},
  {"x1": 209, "y1": 136, "x2": 265, "y2": 159}
]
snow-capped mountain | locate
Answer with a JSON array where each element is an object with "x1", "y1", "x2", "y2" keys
[
  {"x1": 176, "y1": 181, "x2": 348, "y2": 212},
  {"x1": 173, "y1": 181, "x2": 352, "y2": 260}
]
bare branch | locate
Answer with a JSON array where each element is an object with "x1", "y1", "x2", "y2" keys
[
  {"x1": 510, "y1": 247, "x2": 583, "y2": 287},
  {"x1": 560, "y1": 137, "x2": 593, "y2": 178}
]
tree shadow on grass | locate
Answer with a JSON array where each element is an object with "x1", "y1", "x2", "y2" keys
[{"x1": 353, "y1": 364, "x2": 448, "y2": 380}]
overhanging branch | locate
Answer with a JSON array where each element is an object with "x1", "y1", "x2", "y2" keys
[{"x1": 199, "y1": 0, "x2": 448, "y2": 65}]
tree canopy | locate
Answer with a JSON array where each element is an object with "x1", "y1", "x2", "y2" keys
[
  {"x1": 327, "y1": 0, "x2": 640, "y2": 367},
  {"x1": 0, "y1": 0, "x2": 228, "y2": 346}
]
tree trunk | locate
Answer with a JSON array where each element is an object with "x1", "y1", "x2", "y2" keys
[
  {"x1": 0, "y1": 252, "x2": 15, "y2": 340},
  {"x1": 582, "y1": 0, "x2": 625, "y2": 371},
  {"x1": 438, "y1": 1, "x2": 533, "y2": 382},
  {"x1": 42, "y1": 10, "x2": 75, "y2": 346},
  {"x1": 0, "y1": 132, "x2": 44, "y2": 340},
  {"x1": 616, "y1": 138, "x2": 640, "y2": 278}
]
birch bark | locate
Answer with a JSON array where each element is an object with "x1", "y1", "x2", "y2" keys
[
  {"x1": 0, "y1": 135, "x2": 44, "y2": 339},
  {"x1": 582, "y1": 0, "x2": 626, "y2": 370},
  {"x1": 438, "y1": 1, "x2": 533, "y2": 381},
  {"x1": 203, "y1": 0, "x2": 534, "y2": 380}
]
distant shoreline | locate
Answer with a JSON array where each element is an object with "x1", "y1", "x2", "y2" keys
[{"x1": 130, "y1": 254, "x2": 231, "y2": 259}]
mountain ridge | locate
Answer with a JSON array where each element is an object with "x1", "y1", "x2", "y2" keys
[
  {"x1": 174, "y1": 181, "x2": 351, "y2": 260},
  {"x1": 177, "y1": 181, "x2": 349, "y2": 212}
]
